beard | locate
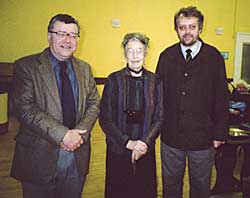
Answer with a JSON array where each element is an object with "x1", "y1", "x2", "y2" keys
[{"x1": 179, "y1": 33, "x2": 198, "y2": 46}]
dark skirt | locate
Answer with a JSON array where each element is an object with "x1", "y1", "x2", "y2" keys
[{"x1": 105, "y1": 148, "x2": 157, "y2": 198}]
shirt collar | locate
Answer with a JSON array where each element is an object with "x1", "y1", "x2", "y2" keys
[
  {"x1": 180, "y1": 40, "x2": 202, "y2": 59},
  {"x1": 49, "y1": 50, "x2": 72, "y2": 71}
]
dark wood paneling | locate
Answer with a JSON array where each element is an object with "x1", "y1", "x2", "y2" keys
[
  {"x1": 0, "y1": 62, "x2": 107, "y2": 87},
  {"x1": 0, "y1": 122, "x2": 8, "y2": 134},
  {"x1": 0, "y1": 62, "x2": 233, "y2": 87}
]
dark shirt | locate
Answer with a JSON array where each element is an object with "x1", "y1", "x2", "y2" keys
[
  {"x1": 156, "y1": 40, "x2": 229, "y2": 150},
  {"x1": 125, "y1": 76, "x2": 145, "y2": 139}
]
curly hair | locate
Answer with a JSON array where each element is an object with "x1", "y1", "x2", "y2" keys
[
  {"x1": 121, "y1": 32, "x2": 150, "y2": 57},
  {"x1": 122, "y1": 32, "x2": 150, "y2": 49}
]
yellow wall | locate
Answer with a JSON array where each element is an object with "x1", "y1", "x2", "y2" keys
[
  {"x1": 1, "y1": 0, "x2": 250, "y2": 78},
  {"x1": 0, "y1": 93, "x2": 8, "y2": 123}
]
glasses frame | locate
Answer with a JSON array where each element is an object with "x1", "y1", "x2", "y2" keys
[{"x1": 49, "y1": 30, "x2": 80, "y2": 40}]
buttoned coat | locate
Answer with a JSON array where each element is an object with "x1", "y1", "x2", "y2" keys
[
  {"x1": 11, "y1": 48, "x2": 100, "y2": 184},
  {"x1": 156, "y1": 41, "x2": 229, "y2": 150}
]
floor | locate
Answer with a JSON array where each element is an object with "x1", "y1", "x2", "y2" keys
[{"x1": 0, "y1": 116, "x2": 243, "y2": 197}]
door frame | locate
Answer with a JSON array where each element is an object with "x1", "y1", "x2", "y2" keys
[{"x1": 234, "y1": 32, "x2": 250, "y2": 81}]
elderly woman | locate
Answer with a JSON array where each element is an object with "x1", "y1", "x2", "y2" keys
[{"x1": 99, "y1": 32, "x2": 164, "y2": 198}]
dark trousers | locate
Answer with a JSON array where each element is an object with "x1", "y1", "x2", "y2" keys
[
  {"x1": 161, "y1": 142, "x2": 214, "y2": 198},
  {"x1": 22, "y1": 149, "x2": 86, "y2": 198}
]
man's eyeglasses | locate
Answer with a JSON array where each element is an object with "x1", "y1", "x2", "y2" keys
[{"x1": 49, "y1": 31, "x2": 80, "y2": 40}]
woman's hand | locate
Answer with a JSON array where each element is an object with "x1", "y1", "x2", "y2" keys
[
  {"x1": 126, "y1": 140, "x2": 148, "y2": 153},
  {"x1": 127, "y1": 140, "x2": 148, "y2": 163},
  {"x1": 134, "y1": 140, "x2": 147, "y2": 154}
]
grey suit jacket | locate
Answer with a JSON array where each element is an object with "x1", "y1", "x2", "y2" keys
[{"x1": 11, "y1": 48, "x2": 100, "y2": 184}]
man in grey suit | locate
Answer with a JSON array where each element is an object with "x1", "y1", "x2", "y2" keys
[{"x1": 10, "y1": 14, "x2": 100, "y2": 198}]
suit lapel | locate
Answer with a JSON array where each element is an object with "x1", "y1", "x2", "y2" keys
[
  {"x1": 37, "y1": 50, "x2": 62, "y2": 112},
  {"x1": 72, "y1": 58, "x2": 85, "y2": 114}
]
